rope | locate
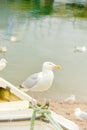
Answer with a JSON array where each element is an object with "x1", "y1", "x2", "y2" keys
[{"x1": 30, "y1": 103, "x2": 63, "y2": 130}]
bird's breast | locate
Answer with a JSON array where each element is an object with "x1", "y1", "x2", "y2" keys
[{"x1": 35, "y1": 71, "x2": 54, "y2": 91}]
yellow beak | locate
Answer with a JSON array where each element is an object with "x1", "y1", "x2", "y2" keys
[{"x1": 54, "y1": 65, "x2": 61, "y2": 69}]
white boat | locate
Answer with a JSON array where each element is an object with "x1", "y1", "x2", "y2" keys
[{"x1": 0, "y1": 77, "x2": 79, "y2": 130}]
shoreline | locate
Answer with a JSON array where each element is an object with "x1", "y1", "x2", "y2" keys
[
  {"x1": 27, "y1": 92, "x2": 87, "y2": 129},
  {"x1": 49, "y1": 100, "x2": 87, "y2": 130}
]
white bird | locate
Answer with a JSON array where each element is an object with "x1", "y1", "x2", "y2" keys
[
  {"x1": 74, "y1": 108, "x2": 87, "y2": 120},
  {"x1": 10, "y1": 36, "x2": 17, "y2": 42},
  {"x1": 74, "y1": 46, "x2": 87, "y2": 53},
  {"x1": 0, "y1": 45, "x2": 7, "y2": 53},
  {"x1": 62, "y1": 95, "x2": 76, "y2": 103},
  {"x1": 20, "y1": 61, "x2": 61, "y2": 92},
  {"x1": 0, "y1": 58, "x2": 7, "y2": 71}
]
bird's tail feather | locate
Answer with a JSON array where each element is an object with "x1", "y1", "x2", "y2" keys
[{"x1": 18, "y1": 85, "x2": 29, "y2": 92}]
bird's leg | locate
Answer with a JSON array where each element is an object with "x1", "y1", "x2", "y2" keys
[
  {"x1": 35, "y1": 91, "x2": 51, "y2": 107},
  {"x1": 30, "y1": 98, "x2": 38, "y2": 106},
  {"x1": 30, "y1": 93, "x2": 38, "y2": 106},
  {"x1": 34, "y1": 92, "x2": 43, "y2": 104},
  {"x1": 43, "y1": 98, "x2": 51, "y2": 107}
]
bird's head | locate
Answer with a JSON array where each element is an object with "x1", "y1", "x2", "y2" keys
[
  {"x1": 71, "y1": 95, "x2": 75, "y2": 99},
  {"x1": 42, "y1": 61, "x2": 61, "y2": 71}
]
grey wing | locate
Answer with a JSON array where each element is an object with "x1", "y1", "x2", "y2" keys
[{"x1": 21, "y1": 73, "x2": 39, "y2": 89}]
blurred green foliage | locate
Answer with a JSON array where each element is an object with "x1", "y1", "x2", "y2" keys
[{"x1": 0, "y1": 0, "x2": 87, "y2": 18}]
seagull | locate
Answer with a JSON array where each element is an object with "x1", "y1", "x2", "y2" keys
[
  {"x1": 0, "y1": 45, "x2": 7, "y2": 53},
  {"x1": 20, "y1": 61, "x2": 61, "y2": 92},
  {"x1": 10, "y1": 36, "x2": 17, "y2": 42},
  {"x1": 74, "y1": 108, "x2": 87, "y2": 120},
  {"x1": 0, "y1": 58, "x2": 7, "y2": 71},
  {"x1": 62, "y1": 95, "x2": 76, "y2": 103},
  {"x1": 74, "y1": 46, "x2": 87, "y2": 53}
]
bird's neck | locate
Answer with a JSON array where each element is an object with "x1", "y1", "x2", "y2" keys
[{"x1": 42, "y1": 68, "x2": 52, "y2": 73}]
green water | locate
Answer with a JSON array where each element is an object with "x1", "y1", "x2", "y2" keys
[{"x1": 0, "y1": 0, "x2": 87, "y2": 101}]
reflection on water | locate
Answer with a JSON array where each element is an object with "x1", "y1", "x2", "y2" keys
[{"x1": 0, "y1": 0, "x2": 87, "y2": 101}]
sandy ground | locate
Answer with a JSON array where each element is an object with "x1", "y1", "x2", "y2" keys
[
  {"x1": 29, "y1": 92, "x2": 87, "y2": 130},
  {"x1": 49, "y1": 100, "x2": 87, "y2": 130}
]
